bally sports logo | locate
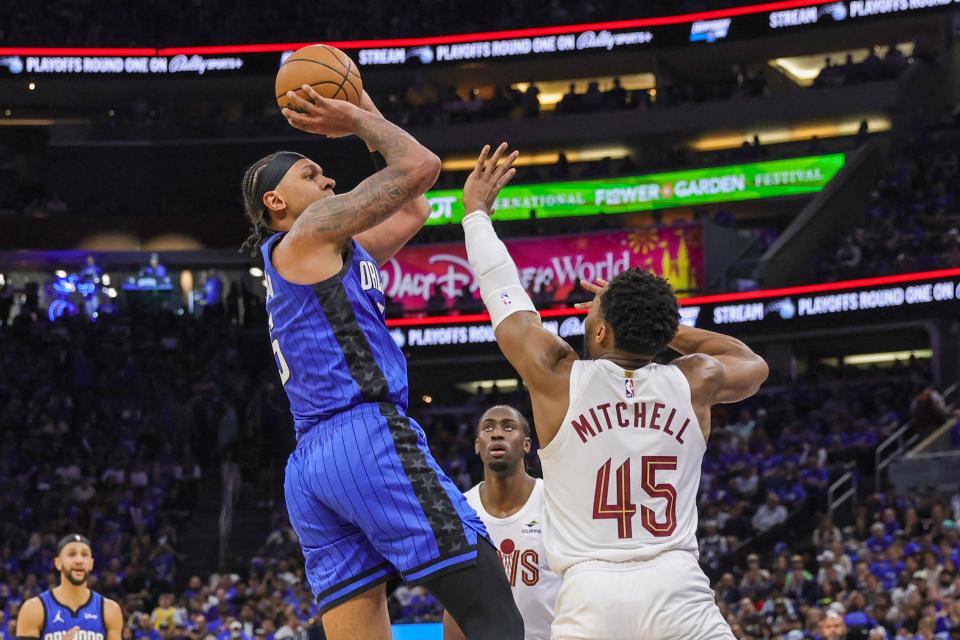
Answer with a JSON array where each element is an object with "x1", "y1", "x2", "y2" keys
[{"x1": 5, "y1": 55, "x2": 242, "y2": 75}]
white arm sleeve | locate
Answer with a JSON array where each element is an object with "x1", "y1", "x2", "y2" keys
[{"x1": 462, "y1": 210, "x2": 538, "y2": 330}]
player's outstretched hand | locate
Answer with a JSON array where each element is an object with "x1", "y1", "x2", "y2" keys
[
  {"x1": 281, "y1": 84, "x2": 363, "y2": 138},
  {"x1": 574, "y1": 278, "x2": 609, "y2": 310},
  {"x1": 462, "y1": 143, "x2": 519, "y2": 215}
]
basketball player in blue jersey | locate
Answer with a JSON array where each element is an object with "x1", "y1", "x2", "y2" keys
[
  {"x1": 15, "y1": 535, "x2": 122, "y2": 640},
  {"x1": 239, "y1": 85, "x2": 524, "y2": 640}
]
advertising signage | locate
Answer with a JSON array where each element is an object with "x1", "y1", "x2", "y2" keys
[
  {"x1": 383, "y1": 226, "x2": 703, "y2": 313},
  {"x1": 0, "y1": 0, "x2": 955, "y2": 76},
  {"x1": 386, "y1": 268, "x2": 960, "y2": 353},
  {"x1": 424, "y1": 154, "x2": 845, "y2": 225},
  {"x1": 688, "y1": 271, "x2": 960, "y2": 333}
]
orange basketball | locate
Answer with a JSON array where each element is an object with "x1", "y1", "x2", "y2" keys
[{"x1": 275, "y1": 44, "x2": 363, "y2": 110}]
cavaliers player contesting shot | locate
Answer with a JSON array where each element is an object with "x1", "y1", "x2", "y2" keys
[
  {"x1": 444, "y1": 406, "x2": 561, "y2": 640},
  {"x1": 15, "y1": 535, "x2": 123, "y2": 640},
  {"x1": 459, "y1": 144, "x2": 769, "y2": 639}
]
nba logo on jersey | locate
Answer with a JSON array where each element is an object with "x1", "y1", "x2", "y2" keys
[
  {"x1": 624, "y1": 378, "x2": 635, "y2": 399},
  {"x1": 500, "y1": 292, "x2": 512, "y2": 305}
]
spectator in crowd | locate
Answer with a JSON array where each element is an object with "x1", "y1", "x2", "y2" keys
[
  {"x1": 815, "y1": 141, "x2": 960, "y2": 283},
  {"x1": 753, "y1": 492, "x2": 788, "y2": 532},
  {"x1": 818, "y1": 611, "x2": 848, "y2": 640},
  {"x1": 150, "y1": 593, "x2": 181, "y2": 629}
]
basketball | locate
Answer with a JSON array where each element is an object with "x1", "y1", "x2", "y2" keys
[{"x1": 275, "y1": 44, "x2": 363, "y2": 110}]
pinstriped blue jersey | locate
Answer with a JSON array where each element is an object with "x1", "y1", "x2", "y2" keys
[
  {"x1": 39, "y1": 590, "x2": 106, "y2": 640},
  {"x1": 261, "y1": 234, "x2": 408, "y2": 437}
]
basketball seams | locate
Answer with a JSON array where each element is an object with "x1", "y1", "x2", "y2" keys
[
  {"x1": 342, "y1": 59, "x2": 363, "y2": 103},
  {"x1": 332, "y1": 48, "x2": 353, "y2": 74},
  {"x1": 276, "y1": 45, "x2": 362, "y2": 106},
  {"x1": 276, "y1": 81, "x2": 345, "y2": 101},
  {"x1": 333, "y1": 70, "x2": 350, "y2": 102},
  {"x1": 279, "y1": 58, "x2": 349, "y2": 78},
  {"x1": 341, "y1": 79, "x2": 360, "y2": 105}
]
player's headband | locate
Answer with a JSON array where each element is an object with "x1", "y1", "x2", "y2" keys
[
  {"x1": 56, "y1": 534, "x2": 92, "y2": 555},
  {"x1": 256, "y1": 151, "x2": 307, "y2": 211}
]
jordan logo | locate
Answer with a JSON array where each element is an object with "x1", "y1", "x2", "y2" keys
[{"x1": 54, "y1": 611, "x2": 64, "y2": 624}]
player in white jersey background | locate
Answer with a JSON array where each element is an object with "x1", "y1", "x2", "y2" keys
[
  {"x1": 457, "y1": 144, "x2": 769, "y2": 640},
  {"x1": 443, "y1": 405, "x2": 561, "y2": 640}
]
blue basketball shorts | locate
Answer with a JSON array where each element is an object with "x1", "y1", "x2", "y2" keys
[{"x1": 284, "y1": 402, "x2": 488, "y2": 613}]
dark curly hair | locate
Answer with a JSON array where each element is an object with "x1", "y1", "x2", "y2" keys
[
  {"x1": 598, "y1": 268, "x2": 680, "y2": 356},
  {"x1": 240, "y1": 152, "x2": 284, "y2": 256}
]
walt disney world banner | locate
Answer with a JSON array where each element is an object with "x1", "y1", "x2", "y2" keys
[{"x1": 381, "y1": 225, "x2": 703, "y2": 312}]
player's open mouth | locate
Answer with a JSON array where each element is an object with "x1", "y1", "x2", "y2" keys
[{"x1": 489, "y1": 444, "x2": 507, "y2": 457}]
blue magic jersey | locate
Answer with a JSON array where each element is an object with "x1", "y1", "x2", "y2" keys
[
  {"x1": 261, "y1": 234, "x2": 409, "y2": 436},
  {"x1": 38, "y1": 590, "x2": 107, "y2": 640}
]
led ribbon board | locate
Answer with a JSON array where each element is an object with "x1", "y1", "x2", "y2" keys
[
  {"x1": 425, "y1": 154, "x2": 846, "y2": 225},
  {"x1": 1, "y1": 1, "x2": 955, "y2": 74},
  {"x1": 385, "y1": 268, "x2": 960, "y2": 352}
]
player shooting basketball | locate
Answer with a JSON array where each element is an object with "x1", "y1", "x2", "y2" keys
[
  {"x1": 241, "y1": 86, "x2": 523, "y2": 640},
  {"x1": 460, "y1": 144, "x2": 769, "y2": 639}
]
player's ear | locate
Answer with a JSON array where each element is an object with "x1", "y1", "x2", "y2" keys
[
  {"x1": 522, "y1": 437, "x2": 531, "y2": 454},
  {"x1": 474, "y1": 438, "x2": 480, "y2": 455},
  {"x1": 596, "y1": 321, "x2": 610, "y2": 347},
  {"x1": 263, "y1": 190, "x2": 286, "y2": 214}
]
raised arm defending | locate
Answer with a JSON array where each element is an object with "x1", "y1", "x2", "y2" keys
[{"x1": 461, "y1": 144, "x2": 578, "y2": 445}]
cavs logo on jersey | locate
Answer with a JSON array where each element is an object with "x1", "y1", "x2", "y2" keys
[{"x1": 498, "y1": 538, "x2": 540, "y2": 587}]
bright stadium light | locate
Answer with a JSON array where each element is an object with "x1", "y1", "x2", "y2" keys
[
  {"x1": 249, "y1": 266, "x2": 265, "y2": 278},
  {"x1": 54, "y1": 270, "x2": 67, "y2": 278}
]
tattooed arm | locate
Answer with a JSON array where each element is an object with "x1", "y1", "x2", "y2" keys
[
  {"x1": 352, "y1": 91, "x2": 433, "y2": 266},
  {"x1": 273, "y1": 85, "x2": 440, "y2": 284}
]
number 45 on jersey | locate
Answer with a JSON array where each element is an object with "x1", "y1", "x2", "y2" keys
[{"x1": 593, "y1": 456, "x2": 677, "y2": 538}]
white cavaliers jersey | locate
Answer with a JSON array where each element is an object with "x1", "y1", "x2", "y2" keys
[
  {"x1": 538, "y1": 360, "x2": 706, "y2": 575},
  {"x1": 465, "y1": 479, "x2": 560, "y2": 640}
]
